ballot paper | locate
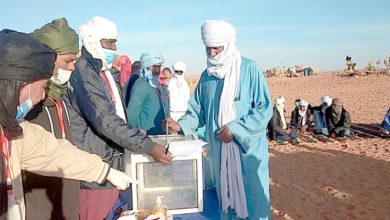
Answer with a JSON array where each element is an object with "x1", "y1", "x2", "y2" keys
[{"x1": 167, "y1": 140, "x2": 207, "y2": 157}]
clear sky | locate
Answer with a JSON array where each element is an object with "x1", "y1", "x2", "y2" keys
[{"x1": 1, "y1": 0, "x2": 389, "y2": 74}]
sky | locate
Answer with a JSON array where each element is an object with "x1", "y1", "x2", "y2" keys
[{"x1": 1, "y1": 0, "x2": 390, "y2": 74}]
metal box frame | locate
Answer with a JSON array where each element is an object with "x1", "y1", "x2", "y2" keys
[{"x1": 124, "y1": 135, "x2": 203, "y2": 215}]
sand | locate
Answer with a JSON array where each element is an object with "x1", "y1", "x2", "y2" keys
[
  {"x1": 187, "y1": 73, "x2": 390, "y2": 219},
  {"x1": 267, "y1": 74, "x2": 390, "y2": 220}
]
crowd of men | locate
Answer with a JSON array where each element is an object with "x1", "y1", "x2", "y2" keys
[
  {"x1": 268, "y1": 95, "x2": 390, "y2": 143},
  {"x1": 268, "y1": 96, "x2": 354, "y2": 142},
  {"x1": 1, "y1": 16, "x2": 272, "y2": 220},
  {"x1": 2, "y1": 15, "x2": 388, "y2": 220}
]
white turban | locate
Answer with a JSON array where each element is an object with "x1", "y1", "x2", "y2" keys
[
  {"x1": 172, "y1": 61, "x2": 187, "y2": 79},
  {"x1": 172, "y1": 61, "x2": 187, "y2": 72},
  {"x1": 275, "y1": 97, "x2": 287, "y2": 129},
  {"x1": 275, "y1": 96, "x2": 285, "y2": 105},
  {"x1": 201, "y1": 20, "x2": 240, "y2": 79},
  {"x1": 80, "y1": 16, "x2": 118, "y2": 69},
  {"x1": 202, "y1": 20, "x2": 248, "y2": 218},
  {"x1": 299, "y1": 99, "x2": 309, "y2": 107},
  {"x1": 201, "y1": 20, "x2": 236, "y2": 47},
  {"x1": 320, "y1": 96, "x2": 332, "y2": 107}
]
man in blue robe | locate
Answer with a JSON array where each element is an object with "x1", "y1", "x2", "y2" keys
[
  {"x1": 126, "y1": 50, "x2": 170, "y2": 135},
  {"x1": 166, "y1": 20, "x2": 272, "y2": 220}
]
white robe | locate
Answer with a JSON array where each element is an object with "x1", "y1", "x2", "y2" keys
[{"x1": 168, "y1": 77, "x2": 191, "y2": 121}]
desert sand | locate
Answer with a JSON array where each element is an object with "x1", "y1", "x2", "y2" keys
[
  {"x1": 266, "y1": 74, "x2": 390, "y2": 220},
  {"x1": 187, "y1": 73, "x2": 390, "y2": 219}
]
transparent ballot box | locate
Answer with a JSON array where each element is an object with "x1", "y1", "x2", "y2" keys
[{"x1": 124, "y1": 135, "x2": 203, "y2": 215}]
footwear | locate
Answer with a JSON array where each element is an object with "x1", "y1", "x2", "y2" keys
[{"x1": 380, "y1": 128, "x2": 390, "y2": 135}]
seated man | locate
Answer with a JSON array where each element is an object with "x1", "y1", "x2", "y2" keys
[
  {"x1": 268, "y1": 97, "x2": 298, "y2": 141},
  {"x1": 311, "y1": 96, "x2": 332, "y2": 135},
  {"x1": 379, "y1": 107, "x2": 390, "y2": 136},
  {"x1": 325, "y1": 98, "x2": 353, "y2": 138},
  {"x1": 290, "y1": 99, "x2": 315, "y2": 133}
]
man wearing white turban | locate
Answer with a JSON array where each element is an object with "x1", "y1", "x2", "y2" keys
[
  {"x1": 168, "y1": 61, "x2": 191, "y2": 121},
  {"x1": 312, "y1": 96, "x2": 333, "y2": 135},
  {"x1": 166, "y1": 20, "x2": 273, "y2": 219},
  {"x1": 63, "y1": 17, "x2": 172, "y2": 220},
  {"x1": 268, "y1": 97, "x2": 298, "y2": 142},
  {"x1": 290, "y1": 99, "x2": 315, "y2": 133},
  {"x1": 126, "y1": 50, "x2": 170, "y2": 135}
]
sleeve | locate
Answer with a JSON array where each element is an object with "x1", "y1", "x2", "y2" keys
[
  {"x1": 126, "y1": 79, "x2": 148, "y2": 129},
  {"x1": 177, "y1": 76, "x2": 205, "y2": 135},
  {"x1": 226, "y1": 62, "x2": 273, "y2": 153},
  {"x1": 326, "y1": 109, "x2": 336, "y2": 133},
  {"x1": 334, "y1": 110, "x2": 351, "y2": 133},
  {"x1": 272, "y1": 110, "x2": 285, "y2": 135},
  {"x1": 20, "y1": 122, "x2": 110, "y2": 184},
  {"x1": 70, "y1": 70, "x2": 155, "y2": 155},
  {"x1": 290, "y1": 110, "x2": 298, "y2": 128}
]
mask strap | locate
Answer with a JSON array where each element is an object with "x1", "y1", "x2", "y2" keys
[{"x1": 28, "y1": 84, "x2": 31, "y2": 100}]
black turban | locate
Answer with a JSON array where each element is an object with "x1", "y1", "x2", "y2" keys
[{"x1": 0, "y1": 29, "x2": 56, "y2": 139}]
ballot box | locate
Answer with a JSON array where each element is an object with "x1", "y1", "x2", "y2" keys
[{"x1": 124, "y1": 135, "x2": 203, "y2": 215}]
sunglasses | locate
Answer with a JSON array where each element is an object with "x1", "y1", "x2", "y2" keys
[
  {"x1": 152, "y1": 65, "x2": 162, "y2": 68},
  {"x1": 174, "y1": 70, "x2": 183, "y2": 74}
]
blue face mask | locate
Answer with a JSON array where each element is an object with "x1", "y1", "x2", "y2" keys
[
  {"x1": 102, "y1": 48, "x2": 116, "y2": 65},
  {"x1": 15, "y1": 99, "x2": 33, "y2": 121},
  {"x1": 15, "y1": 85, "x2": 33, "y2": 121}
]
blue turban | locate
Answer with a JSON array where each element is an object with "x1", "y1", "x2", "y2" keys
[
  {"x1": 140, "y1": 50, "x2": 164, "y2": 69},
  {"x1": 140, "y1": 50, "x2": 164, "y2": 88}
]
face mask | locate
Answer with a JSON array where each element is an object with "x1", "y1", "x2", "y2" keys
[
  {"x1": 15, "y1": 85, "x2": 33, "y2": 121},
  {"x1": 51, "y1": 68, "x2": 72, "y2": 85},
  {"x1": 102, "y1": 48, "x2": 116, "y2": 65}
]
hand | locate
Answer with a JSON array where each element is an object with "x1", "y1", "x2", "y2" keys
[
  {"x1": 218, "y1": 125, "x2": 234, "y2": 143},
  {"x1": 151, "y1": 144, "x2": 173, "y2": 165},
  {"x1": 139, "y1": 129, "x2": 147, "y2": 136},
  {"x1": 162, "y1": 117, "x2": 182, "y2": 133},
  {"x1": 286, "y1": 128, "x2": 292, "y2": 134},
  {"x1": 106, "y1": 168, "x2": 139, "y2": 190}
]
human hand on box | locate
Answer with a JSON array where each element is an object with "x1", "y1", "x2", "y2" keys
[
  {"x1": 139, "y1": 129, "x2": 147, "y2": 135},
  {"x1": 106, "y1": 168, "x2": 139, "y2": 190},
  {"x1": 151, "y1": 144, "x2": 173, "y2": 165},
  {"x1": 162, "y1": 117, "x2": 182, "y2": 133}
]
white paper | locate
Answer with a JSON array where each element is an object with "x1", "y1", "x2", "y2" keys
[{"x1": 167, "y1": 140, "x2": 207, "y2": 157}]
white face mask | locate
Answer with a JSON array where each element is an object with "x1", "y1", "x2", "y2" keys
[{"x1": 51, "y1": 68, "x2": 72, "y2": 85}]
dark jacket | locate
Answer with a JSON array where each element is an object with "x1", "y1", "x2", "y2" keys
[
  {"x1": 24, "y1": 98, "x2": 79, "y2": 220},
  {"x1": 268, "y1": 107, "x2": 287, "y2": 139},
  {"x1": 290, "y1": 107, "x2": 313, "y2": 128},
  {"x1": 63, "y1": 47, "x2": 155, "y2": 189},
  {"x1": 325, "y1": 107, "x2": 351, "y2": 133}
]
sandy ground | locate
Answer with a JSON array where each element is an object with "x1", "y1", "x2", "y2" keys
[
  {"x1": 266, "y1": 74, "x2": 390, "y2": 220},
  {"x1": 187, "y1": 73, "x2": 390, "y2": 219}
]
